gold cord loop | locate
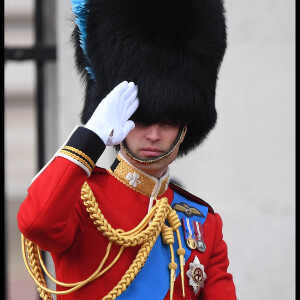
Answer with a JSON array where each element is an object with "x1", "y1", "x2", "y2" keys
[{"x1": 21, "y1": 182, "x2": 185, "y2": 299}]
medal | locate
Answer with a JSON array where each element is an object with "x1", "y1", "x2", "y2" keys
[
  {"x1": 196, "y1": 239, "x2": 206, "y2": 252},
  {"x1": 182, "y1": 217, "x2": 197, "y2": 250},
  {"x1": 193, "y1": 220, "x2": 206, "y2": 253},
  {"x1": 187, "y1": 236, "x2": 197, "y2": 249},
  {"x1": 186, "y1": 256, "x2": 207, "y2": 294}
]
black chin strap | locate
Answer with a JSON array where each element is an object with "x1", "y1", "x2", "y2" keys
[{"x1": 120, "y1": 125, "x2": 187, "y2": 165}]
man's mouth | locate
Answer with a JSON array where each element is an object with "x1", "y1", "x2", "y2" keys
[{"x1": 139, "y1": 147, "x2": 164, "y2": 158}]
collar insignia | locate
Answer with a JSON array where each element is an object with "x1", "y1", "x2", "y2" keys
[
  {"x1": 125, "y1": 172, "x2": 141, "y2": 187},
  {"x1": 186, "y1": 256, "x2": 207, "y2": 294},
  {"x1": 108, "y1": 153, "x2": 170, "y2": 197},
  {"x1": 172, "y1": 202, "x2": 204, "y2": 218}
]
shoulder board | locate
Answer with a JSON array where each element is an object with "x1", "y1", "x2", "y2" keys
[{"x1": 169, "y1": 182, "x2": 214, "y2": 214}]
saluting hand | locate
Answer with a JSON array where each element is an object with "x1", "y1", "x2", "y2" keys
[{"x1": 85, "y1": 81, "x2": 139, "y2": 146}]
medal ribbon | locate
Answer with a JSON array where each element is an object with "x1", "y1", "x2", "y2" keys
[
  {"x1": 182, "y1": 217, "x2": 195, "y2": 239},
  {"x1": 193, "y1": 220, "x2": 204, "y2": 241},
  {"x1": 181, "y1": 218, "x2": 188, "y2": 240}
]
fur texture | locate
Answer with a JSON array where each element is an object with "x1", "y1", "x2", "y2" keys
[{"x1": 71, "y1": 0, "x2": 227, "y2": 156}]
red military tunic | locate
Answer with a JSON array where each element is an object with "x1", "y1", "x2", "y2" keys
[{"x1": 17, "y1": 127, "x2": 236, "y2": 300}]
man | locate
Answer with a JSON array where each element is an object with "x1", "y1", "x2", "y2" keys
[{"x1": 18, "y1": 0, "x2": 236, "y2": 299}]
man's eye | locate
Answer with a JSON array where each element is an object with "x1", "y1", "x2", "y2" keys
[
  {"x1": 135, "y1": 122, "x2": 147, "y2": 128},
  {"x1": 161, "y1": 120, "x2": 177, "y2": 126}
]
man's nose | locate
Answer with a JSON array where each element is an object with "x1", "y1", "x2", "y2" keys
[{"x1": 145, "y1": 124, "x2": 161, "y2": 141}]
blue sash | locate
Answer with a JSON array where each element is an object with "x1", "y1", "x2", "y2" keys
[{"x1": 116, "y1": 191, "x2": 208, "y2": 299}]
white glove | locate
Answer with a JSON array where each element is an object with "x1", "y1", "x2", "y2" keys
[{"x1": 85, "y1": 81, "x2": 139, "y2": 146}]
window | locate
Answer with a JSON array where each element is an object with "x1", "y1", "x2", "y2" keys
[{"x1": 4, "y1": 1, "x2": 56, "y2": 299}]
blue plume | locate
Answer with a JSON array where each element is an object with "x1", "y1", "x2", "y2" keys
[{"x1": 70, "y1": 0, "x2": 96, "y2": 81}]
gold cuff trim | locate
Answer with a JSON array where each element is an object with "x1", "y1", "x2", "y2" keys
[
  {"x1": 59, "y1": 147, "x2": 94, "y2": 174},
  {"x1": 63, "y1": 146, "x2": 95, "y2": 167}
]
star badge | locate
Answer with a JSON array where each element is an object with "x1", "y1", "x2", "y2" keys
[{"x1": 186, "y1": 256, "x2": 207, "y2": 294}]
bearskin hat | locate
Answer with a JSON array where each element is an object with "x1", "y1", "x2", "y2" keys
[{"x1": 71, "y1": 0, "x2": 227, "y2": 156}]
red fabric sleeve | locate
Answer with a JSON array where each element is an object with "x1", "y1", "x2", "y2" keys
[
  {"x1": 200, "y1": 213, "x2": 237, "y2": 300},
  {"x1": 17, "y1": 157, "x2": 89, "y2": 253}
]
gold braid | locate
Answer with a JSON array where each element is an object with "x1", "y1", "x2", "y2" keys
[
  {"x1": 21, "y1": 181, "x2": 185, "y2": 300},
  {"x1": 25, "y1": 239, "x2": 53, "y2": 300}
]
